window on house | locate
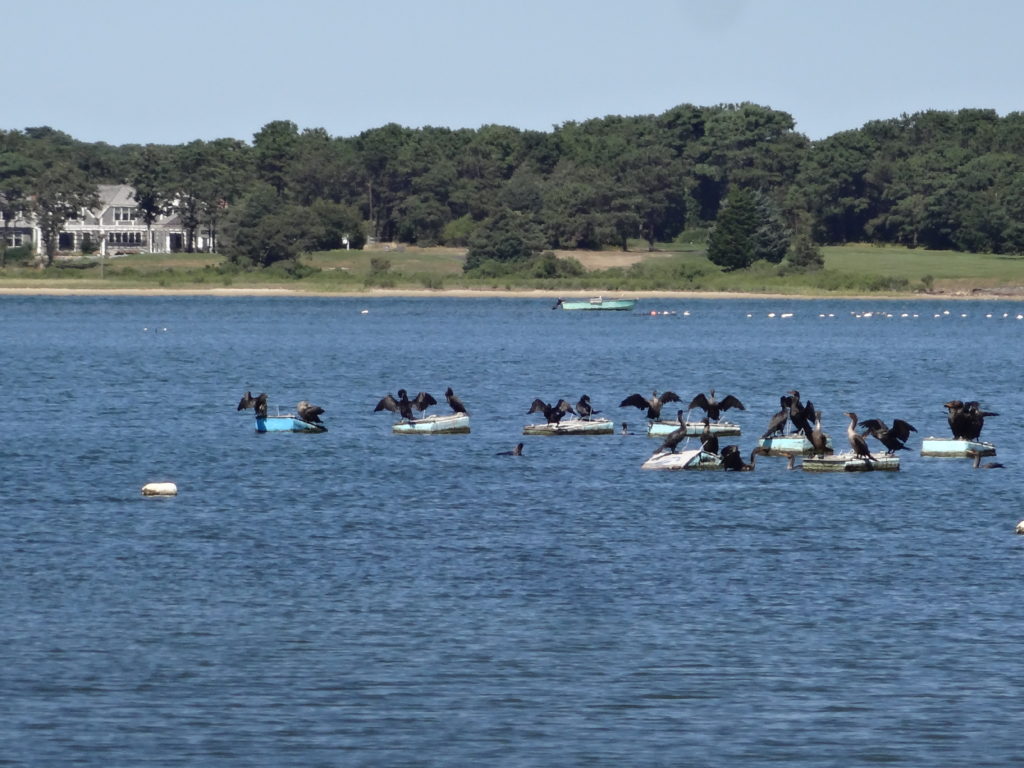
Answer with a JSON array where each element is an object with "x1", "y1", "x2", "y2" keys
[{"x1": 113, "y1": 207, "x2": 138, "y2": 222}]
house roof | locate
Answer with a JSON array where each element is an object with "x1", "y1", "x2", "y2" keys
[{"x1": 97, "y1": 184, "x2": 136, "y2": 209}]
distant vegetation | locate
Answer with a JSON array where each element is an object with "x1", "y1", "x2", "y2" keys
[{"x1": 3, "y1": 104, "x2": 1024, "y2": 291}]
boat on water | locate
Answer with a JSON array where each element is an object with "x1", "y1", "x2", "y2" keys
[
  {"x1": 920, "y1": 437, "x2": 996, "y2": 457},
  {"x1": 647, "y1": 420, "x2": 741, "y2": 438},
  {"x1": 641, "y1": 448, "x2": 722, "y2": 471},
  {"x1": 553, "y1": 297, "x2": 637, "y2": 311},
  {"x1": 801, "y1": 453, "x2": 900, "y2": 472},
  {"x1": 758, "y1": 433, "x2": 832, "y2": 456},
  {"x1": 523, "y1": 418, "x2": 615, "y2": 436},
  {"x1": 392, "y1": 413, "x2": 470, "y2": 434},
  {"x1": 255, "y1": 415, "x2": 327, "y2": 433}
]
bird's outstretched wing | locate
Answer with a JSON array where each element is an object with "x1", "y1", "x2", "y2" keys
[
  {"x1": 688, "y1": 393, "x2": 710, "y2": 412},
  {"x1": 237, "y1": 391, "x2": 254, "y2": 411},
  {"x1": 891, "y1": 419, "x2": 917, "y2": 441},
  {"x1": 660, "y1": 391, "x2": 681, "y2": 404},
  {"x1": 527, "y1": 398, "x2": 548, "y2": 415},
  {"x1": 412, "y1": 392, "x2": 437, "y2": 411},
  {"x1": 374, "y1": 394, "x2": 399, "y2": 413},
  {"x1": 620, "y1": 393, "x2": 649, "y2": 410},
  {"x1": 719, "y1": 394, "x2": 745, "y2": 412},
  {"x1": 555, "y1": 399, "x2": 577, "y2": 415},
  {"x1": 858, "y1": 418, "x2": 886, "y2": 437}
]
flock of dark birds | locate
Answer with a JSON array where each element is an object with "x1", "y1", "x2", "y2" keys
[{"x1": 237, "y1": 386, "x2": 1002, "y2": 469}]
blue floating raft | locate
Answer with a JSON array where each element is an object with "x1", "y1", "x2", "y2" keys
[
  {"x1": 392, "y1": 413, "x2": 471, "y2": 434},
  {"x1": 758, "y1": 433, "x2": 832, "y2": 456},
  {"x1": 647, "y1": 420, "x2": 741, "y2": 438},
  {"x1": 919, "y1": 437, "x2": 996, "y2": 457},
  {"x1": 255, "y1": 415, "x2": 327, "y2": 433}
]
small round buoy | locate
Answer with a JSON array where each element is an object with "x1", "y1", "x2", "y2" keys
[
  {"x1": 142, "y1": 482, "x2": 177, "y2": 496},
  {"x1": 1016, "y1": 520, "x2": 1024, "y2": 535},
  {"x1": 649, "y1": 310, "x2": 657, "y2": 316},
  {"x1": 361, "y1": 309, "x2": 369, "y2": 314}
]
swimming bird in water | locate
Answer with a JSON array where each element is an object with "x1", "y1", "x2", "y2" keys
[
  {"x1": 653, "y1": 410, "x2": 688, "y2": 454},
  {"x1": 445, "y1": 387, "x2": 468, "y2": 415},
  {"x1": 968, "y1": 450, "x2": 1004, "y2": 469},
  {"x1": 859, "y1": 417, "x2": 917, "y2": 454},
  {"x1": 237, "y1": 391, "x2": 268, "y2": 418},
  {"x1": 721, "y1": 445, "x2": 769, "y2": 471},
  {"x1": 575, "y1": 394, "x2": 600, "y2": 420},
  {"x1": 844, "y1": 412, "x2": 876, "y2": 461},
  {"x1": 296, "y1": 401, "x2": 325, "y2": 424},
  {"x1": 375, "y1": 389, "x2": 437, "y2": 420},
  {"x1": 497, "y1": 443, "x2": 524, "y2": 456},
  {"x1": 528, "y1": 398, "x2": 576, "y2": 424},
  {"x1": 808, "y1": 410, "x2": 829, "y2": 458},
  {"x1": 761, "y1": 394, "x2": 793, "y2": 438},
  {"x1": 688, "y1": 389, "x2": 745, "y2": 422},
  {"x1": 620, "y1": 422, "x2": 632, "y2": 435},
  {"x1": 620, "y1": 390, "x2": 681, "y2": 420}
]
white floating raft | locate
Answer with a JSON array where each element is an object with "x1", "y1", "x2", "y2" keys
[
  {"x1": 647, "y1": 420, "x2": 741, "y2": 438},
  {"x1": 392, "y1": 413, "x2": 470, "y2": 434},
  {"x1": 801, "y1": 453, "x2": 900, "y2": 472},
  {"x1": 523, "y1": 418, "x2": 614, "y2": 436},
  {"x1": 141, "y1": 482, "x2": 178, "y2": 496},
  {"x1": 758, "y1": 433, "x2": 833, "y2": 456},
  {"x1": 641, "y1": 448, "x2": 723, "y2": 471},
  {"x1": 920, "y1": 437, "x2": 996, "y2": 458}
]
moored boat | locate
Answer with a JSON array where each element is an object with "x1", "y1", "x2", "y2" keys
[
  {"x1": 255, "y1": 415, "x2": 327, "y2": 433},
  {"x1": 801, "y1": 453, "x2": 900, "y2": 472},
  {"x1": 758, "y1": 433, "x2": 832, "y2": 456},
  {"x1": 523, "y1": 418, "x2": 615, "y2": 435},
  {"x1": 920, "y1": 437, "x2": 996, "y2": 457},
  {"x1": 553, "y1": 297, "x2": 637, "y2": 311},
  {"x1": 647, "y1": 420, "x2": 741, "y2": 438},
  {"x1": 641, "y1": 448, "x2": 722, "y2": 471},
  {"x1": 392, "y1": 413, "x2": 471, "y2": 434}
]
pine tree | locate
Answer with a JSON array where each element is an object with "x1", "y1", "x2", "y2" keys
[{"x1": 706, "y1": 187, "x2": 758, "y2": 271}]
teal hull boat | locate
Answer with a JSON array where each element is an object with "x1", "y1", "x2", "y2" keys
[
  {"x1": 255, "y1": 415, "x2": 327, "y2": 433},
  {"x1": 647, "y1": 420, "x2": 741, "y2": 438},
  {"x1": 758, "y1": 433, "x2": 832, "y2": 456},
  {"x1": 801, "y1": 453, "x2": 900, "y2": 472},
  {"x1": 392, "y1": 413, "x2": 470, "y2": 434},
  {"x1": 642, "y1": 448, "x2": 722, "y2": 471},
  {"x1": 523, "y1": 418, "x2": 615, "y2": 436},
  {"x1": 920, "y1": 437, "x2": 996, "y2": 457},
  {"x1": 553, "y1": 297, "x2": 636, "y2": 311}
]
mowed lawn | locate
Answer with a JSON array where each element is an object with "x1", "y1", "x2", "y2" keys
[{"x1": 822, "y1": 243, "x2": 1024, "y2": 285}]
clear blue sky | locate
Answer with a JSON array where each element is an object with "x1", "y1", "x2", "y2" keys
[{"x1": 9, "y1": 0, "x2": 1023, "y2": 146}]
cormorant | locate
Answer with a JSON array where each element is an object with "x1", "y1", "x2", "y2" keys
[
  {"x1": 688, "y1": 389, "x2": 745, "y2": 421},
  {"x1": 761, "y1": 394, "x2": 794, "y2": 438},
  {"x1": 721, "y1": 445, "x2": 769, "y2": 471},
  {"x1": 968, "y1": 450, "x2": 1004, "y2": 469},
  {"x1": 788, "y1": 390, "x2": 816, "y2": 436},
  {"x1": 808, "y1": 410, "x2": 829, "y2": 458},
  {"x1": 497, "y1": 443, "x2": 524, "y2": 456},
  {"x1": 445, "y1": 387, "x2": 468, "y2": 415},
  {"x1": 375, "y1": 389, "x2": 437, "y2": 420},
  {"x1": 620, "y1": 390, "x2": 681, "y2": 420},
  {"x1": 844, "y1": 412, "x2": 876, "y2": 461},
  {"x1": 620, "y1": 422, "x2": 632, "y2": 435},
  {"x1": 296, "y1": 401, "x2": 324, "y2": 424},
  {"x1": 963, "y1": 401, "x2": 998, "y2": 441},
  {"x1": 653, "y1": 410, "x2": 688, "y2": 454},
  {"x1": 859, "y1": 417, "x2": 917, "y2": 454},
  {"x1": 528, "y1": 398, "x2": 576, "y2": 424},
  {"x1": 699, "y1": 416, "x2": 719, "y2": 455},
  {"x1": 237, "y1": 391, "x2": 268, "y2": 418},
  {"x1": 575, "y1": 394, "x2": 600, "y2": 420}
]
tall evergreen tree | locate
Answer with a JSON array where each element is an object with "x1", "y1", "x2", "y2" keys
[{"x1": 706, "y1": 187, "x2": 759, "y2": 271}]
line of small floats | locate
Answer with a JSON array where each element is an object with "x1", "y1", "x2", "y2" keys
[{"x1": 235, "y1": 386, "x2": 1001, "y2": 474}]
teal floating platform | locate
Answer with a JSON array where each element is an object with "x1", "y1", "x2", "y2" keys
[
  {"x1": 255, "y1": 415, "x2": 327, "y2": 433},
  {"x1": 647, "y1": 420, "x2": 741, "y2": 438},
  {"x1": 758, "y1": 433, "x2": 832, "y2": 456},
  {"x1": 523, "y1": 418, "x2": 615, "y2": 436},
  {"x1": 392, "y1": 413, "x2": 470, "y2": 434},
  {"x1": 920, "y1": 437, "x2": 996, "y2": 457},
  {"x1": 554, "y1": 297, "x2": 636, "y2": 311}
]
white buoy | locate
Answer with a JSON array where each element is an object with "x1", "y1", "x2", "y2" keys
[
  {"x1": 1016, "y1": 520, "x2": 1024, "y2": 535},
  {"x1": 360, "y1": 309, "x2": 369, "y2": 314},
  {"x1": 142, "y1": 482, "x2": 178, "y2": 496}
]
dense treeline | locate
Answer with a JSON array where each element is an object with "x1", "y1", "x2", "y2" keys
[{"x1": 2, "y1": 104, "x2": 1024, "y2": 271}]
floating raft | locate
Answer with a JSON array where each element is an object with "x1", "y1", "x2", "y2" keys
[
  {"x1": 392, "y1": 413, "x2": 470, "y2": 434},
  {"x1": 647, "y1": 420, "x2": 741, "y2": 438},
  {"x1": 555, "y1": 297, "x2": 636, "y2": 311},
  {"x1": 255, "y1": 415, "x2": 327, "y2": 433},
  {"x1": 523, "y1": 418, "x2": 615, "y2": 436},
  {"x1": 920, "y1": 437, "x2": 996, "y2": 457},
  {"x1": 801, "y1": 452, "x2": 900, "y2": 472},
  {"x1": 758, "y1": 433, "x2": 832, "y2": 456},
  {"x1": 641, "y1": 448, "x2": 722, "y2": 471}
]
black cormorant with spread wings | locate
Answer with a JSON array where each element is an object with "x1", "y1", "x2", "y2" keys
[
  {"x1": 620, "y1": 390, "x2": 681, "y2": 420},
  {"x1": 237, "y1": 391, "x2": 268, "y2": 418},
  {"x1": 527, "y1": 398, "x2": 576, "y2": 424},
  {"x1": 688, "y1": 389, "x2": 745, "y2": 421},
  {"x1": 859, "y1": 417, "x2": 917, "y2": 454},
  {"x1": 787, "y1": 390, "x2": 816, "y2": 436},
  {"x1": 375, "y1": 389, "x2": 437, "y2": 420}
]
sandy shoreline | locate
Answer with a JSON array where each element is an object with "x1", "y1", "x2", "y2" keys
[{"x1": 0, "y1": 286, "x2": 1020, "y2": 301}]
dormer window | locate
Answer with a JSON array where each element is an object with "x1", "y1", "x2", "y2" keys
[{"x1": 113, "y1": 206, "x2": 138, "y2": 222}]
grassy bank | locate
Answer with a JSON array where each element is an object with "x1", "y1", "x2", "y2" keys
[{"x1": 2, "y1": 242, "x2": 1024, "y2": 296}]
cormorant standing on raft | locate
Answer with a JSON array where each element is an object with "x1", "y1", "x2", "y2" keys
[
  {"x1": 575, "y1": 394, "x2": 600, "y2": 420},
  {"x1": 620, "y1": 390, "x2": 681, "y2": 420},
  {"x1": 699, "y1": 417, "x2": 719, "y2": 456},
  {"x1": 375, "y1": 389, "x2": 437, "y2": 421},
  {"x1": 528, "y1": 398, "x2": 576, "y2": 424},
  {"x1": 237, "y1": 391, "x2": 268, "y2": 418},
  {"x1": 844, "y1": 412, "x2": 876, "y2": 461},
  {"x1": 688, "y1": 389, "x2": 745, "y2": 422},
  {"x1": 808, "y1": 410, "x2": 829, "y2": 458},
  {"x1": 445, "y1": 387, "x2": 468, "y2": 415},
  {"x1": 761, "y1": 394, "x2": 793, "y2": 438},
  {"x1": 653, "y1": 410, "x2": 688, "y2": 454},
  {"x1": 296, "y1": 401, "x2": 324, "y2": 424},
  {"x1": 859, "y1": 417, "x2": 917, "y2": 454},
  {"x1": 788, "y1": 390, "x2": 816, "y2": 436}
]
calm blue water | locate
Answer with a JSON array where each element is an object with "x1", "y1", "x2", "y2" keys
[{"x1": 2, "y1": 295, "x2": 1024, "y2": 767}]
